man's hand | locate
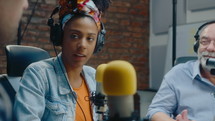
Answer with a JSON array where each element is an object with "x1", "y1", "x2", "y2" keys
[{"x1": 176, "y1": 110, "x2": 196, "y2": 121}]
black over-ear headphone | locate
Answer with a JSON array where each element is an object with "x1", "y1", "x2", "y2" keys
[
  {"x1": 47, "y1": 7, "x2": 106, "y2": 54},
  {"x1": 193, "y1": 20, "x2": 215, "y2": 53}
]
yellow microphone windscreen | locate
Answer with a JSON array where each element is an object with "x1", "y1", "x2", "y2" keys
[
  {"x1": 96, "y1": 64, "x2": 107, "y2": 83},
  {"x1": 103, "y1": 60, "x2": 137, "y2": 96}
]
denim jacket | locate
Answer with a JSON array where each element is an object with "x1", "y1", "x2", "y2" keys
[{"x1": 14, "y1": 54, "x2": 97, "y2": 121}]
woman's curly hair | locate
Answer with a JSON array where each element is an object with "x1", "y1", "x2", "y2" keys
[{"x1": 93, "y1": 0, "x2": 111, "y2": 13}]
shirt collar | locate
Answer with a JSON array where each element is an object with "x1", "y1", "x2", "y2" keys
[
  {"x1": 53, "y1": 53, "x2": 96, "y2": 95},
  {"x1": 192, "y1": 60, "x2": 215, "y2": 87},
  {"x1": 52, "y1": 53, "x2": 72, "y2": 95},
  {"x1": 192, "y1": 60, "x2": 201, "y2": 80}
]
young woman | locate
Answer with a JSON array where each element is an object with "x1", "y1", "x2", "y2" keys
[{"x1": 14, "y1": 0, "x2": 110, "y2": 121}]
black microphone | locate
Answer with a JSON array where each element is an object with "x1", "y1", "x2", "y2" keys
[
  {"x1": 206, "y1": 58, "x2": 215, "y2": 66},
  {"x1": 91, "y1": 64, "x2": 108, "y2": 121},
  {"x1": 206, "y1": 58, "x2": 215, "y2": 75}
]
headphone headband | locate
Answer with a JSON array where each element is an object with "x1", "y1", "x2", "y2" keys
[{"x1": 194, "y1": 20, "x2": 215, "y2": 41}]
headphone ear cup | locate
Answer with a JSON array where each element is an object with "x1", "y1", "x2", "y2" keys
[
  {"x1": 94, "y1": 23, "x2": 106, "y2": 54},
  {"x1": 193, "y1": 33, "x2": 199, "y2": 53},
  {"x1": 94, "y1": 30, "x2": 105, "y2": 54},
  {"x1": 193, "y1": 40, "x2": 199, "y2": 53},
  {"x1": 50, "y1": 23, "x2": 63, "y2": 46},
  {"x1": 47, "y1": 7, "x2": 62, "y2": 46}
]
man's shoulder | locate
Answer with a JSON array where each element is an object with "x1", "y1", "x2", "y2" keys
[
  {"x1": 173, "y1": 60, "x2": 196, "y2": 70},
  {"x1": 166, "y1": 60, "x2": 197, "y2": 78}
]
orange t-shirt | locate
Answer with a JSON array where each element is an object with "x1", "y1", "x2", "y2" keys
[{"x1": 73, "y1": 79, "x2": 93, "y2": 121}]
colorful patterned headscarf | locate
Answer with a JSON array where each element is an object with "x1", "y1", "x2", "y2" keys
[{"x1": 59, "y1": 0, "x2": 101, "y2": 29}]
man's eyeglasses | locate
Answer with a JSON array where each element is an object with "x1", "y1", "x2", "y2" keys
[{"x1": 199, "y1": 37, "x2": 215, "y2": 46}]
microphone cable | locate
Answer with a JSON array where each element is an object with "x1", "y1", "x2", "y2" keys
[
  {"x1": 18, "y1": 0, "x2": 39, "y2": 44},
  {"x1": 53, "y1": 45, "x2": 87, "y2": 121}
]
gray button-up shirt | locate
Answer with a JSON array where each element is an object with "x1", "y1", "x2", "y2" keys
[{"x1": 147, "y1": 60, "x2": 215, "y2": 121}]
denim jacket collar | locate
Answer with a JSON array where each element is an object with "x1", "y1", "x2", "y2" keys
[{"x1": 53, "y1": 53, "x2": 96, "y2": 95}]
